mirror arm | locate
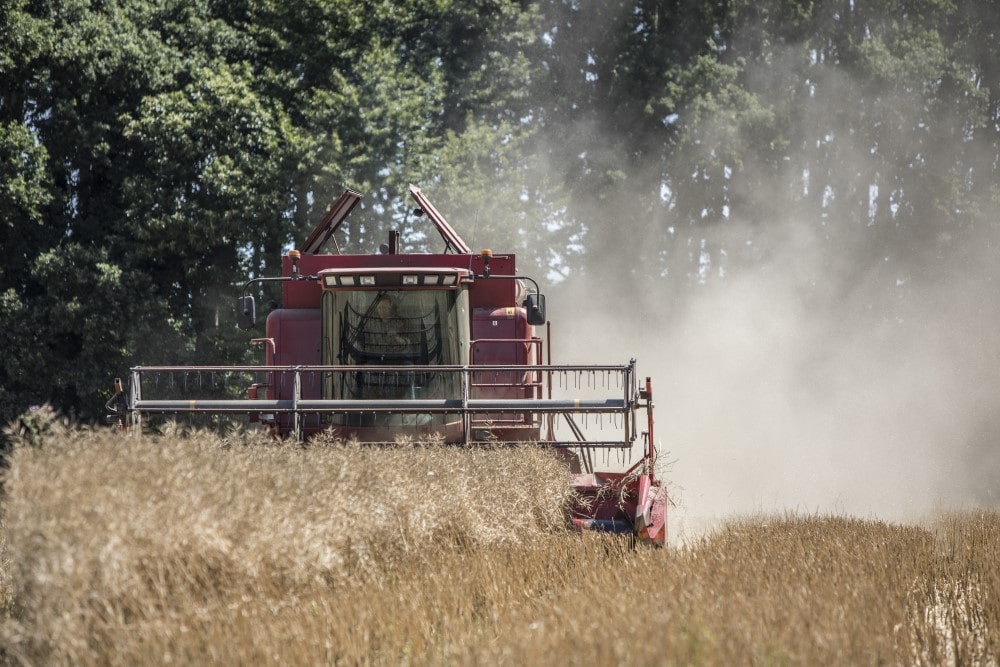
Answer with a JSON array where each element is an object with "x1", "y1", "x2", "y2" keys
[
  {"x1": 240, "y1": 273, "x2": 319, "y2": 300},
  {"x1": 476, "y1": 272, "x2": 546, "y2": 325},
  {"x1": 238, "y1": 273, "x2": 319, "y2": 329}
]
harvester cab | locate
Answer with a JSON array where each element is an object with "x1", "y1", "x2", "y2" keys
[{"x1": 121, "y1": 185, "x2": 668, "y2": 546}]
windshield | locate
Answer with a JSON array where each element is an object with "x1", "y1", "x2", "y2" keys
[
  {"x1": 339, "y1": 291, "x2": 443, "y2": 365},
  {"x1": 322, "y1": 288, "x2": 468, "y2": 405}
]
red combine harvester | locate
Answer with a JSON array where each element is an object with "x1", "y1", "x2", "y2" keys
[{"x1": 121, "y1": 186, "x2": 667, "y2": 545}]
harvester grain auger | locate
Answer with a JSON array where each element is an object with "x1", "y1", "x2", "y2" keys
[{"x1": 118, "y1": 186, "x2": 668, "y2": 546}]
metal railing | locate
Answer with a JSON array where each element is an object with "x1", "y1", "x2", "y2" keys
[{"x1": 128, "y1": 361, "x2": 641, "y2": 447}]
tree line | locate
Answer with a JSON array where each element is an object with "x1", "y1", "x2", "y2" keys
[{"x1": 2, "y1": 0, "x2": 998, "y2": 423}]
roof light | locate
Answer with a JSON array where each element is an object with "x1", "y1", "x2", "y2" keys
[
  {"x1": 480, "y1": 248, "x2": 492, "y2": 277},
  {"x1": 318, "y1": 267, "x2": 468, "y2": 289}
]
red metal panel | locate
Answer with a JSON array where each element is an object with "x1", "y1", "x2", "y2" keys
[
  {"x1": 265, "y1": 308, "x2": 322, "y2": 400},
  {"x1": 471, "y1": 307, "x2": 534, "y2": 401},
  {"x1": 467, "y1": 254, "x2": 516, "y2": 307},
  {"x1": 471, "y1": 307, "x2": 529, "y2": 364}
]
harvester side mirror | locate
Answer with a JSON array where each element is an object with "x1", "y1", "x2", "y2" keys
[
  {"x1": 525, "y1": 293, "x2": 546, "y2": 326},
  {"x1": 237, "y1": 295, "x2": 256, "y2": 330}
]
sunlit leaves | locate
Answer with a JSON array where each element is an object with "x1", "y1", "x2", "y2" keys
[{"x1": 0, "y1": 121, "x2": 51, "y2": 228}]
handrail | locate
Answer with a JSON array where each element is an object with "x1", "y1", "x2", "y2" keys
[
  {"x1": 128, "y1": 361, "x2": 640, "y2": 445},
  {"x1": 132, "y1": 398, "x2": 631, "y2": 414}
]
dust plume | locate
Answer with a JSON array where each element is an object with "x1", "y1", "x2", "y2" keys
[
  {"x1": 549, "y1": 197, "x2": 1000, "y2": 542},
  {"x1": 538, "y1": 48, "x2": 1000, "y2": 543}
]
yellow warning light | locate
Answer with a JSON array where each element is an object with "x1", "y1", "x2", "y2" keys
[
  {"x1": 288, "y1": 249, "x2": 301, "y2": 260},
  {"x1": 480, "y1": 249, "x2": 493, "y2": 277}
]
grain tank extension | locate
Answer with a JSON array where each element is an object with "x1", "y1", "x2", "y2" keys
[{"x1": 122, "y1": 186, "x2": 668, "y2": 545}]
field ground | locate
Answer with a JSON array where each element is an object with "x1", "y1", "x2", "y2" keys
[{"x1": 0, "y1": 418, "x2": 997, "y2": 665}]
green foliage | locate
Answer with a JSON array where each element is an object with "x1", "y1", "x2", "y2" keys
[
  {"x1": 0, "y1": 0, "x2": 548, "y2": 422},
  {"x1": 0, "y1": 120, "x2": 51, "y2": 261},
  {"x1": 1, "y1": 0, "x2": 999, "y2": 422}
]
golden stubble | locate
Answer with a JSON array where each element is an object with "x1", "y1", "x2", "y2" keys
[{"x1": 0, "y1": 424, "x2": 996, "y2": 666}]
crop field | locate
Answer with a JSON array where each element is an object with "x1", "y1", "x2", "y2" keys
[{"x1": 0, "y1": 416, "x2": 997, "y2": 665}]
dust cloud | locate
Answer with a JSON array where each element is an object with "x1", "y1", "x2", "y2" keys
[
  {"x1": 549, "y1": 215, "x2": 1000, "y2": 543},
  {"x1": 512, "y1": 19, "x2": 1000, "y2": 543}
]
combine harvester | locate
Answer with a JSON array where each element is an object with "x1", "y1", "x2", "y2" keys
[{"x1": 119, "y1": 186, "x2": 667, "y2": 545}]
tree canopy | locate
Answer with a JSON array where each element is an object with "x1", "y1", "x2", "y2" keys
[{"x1": 2, "y1": 0, "x2": 999, "y2": 423}]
